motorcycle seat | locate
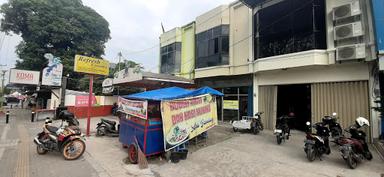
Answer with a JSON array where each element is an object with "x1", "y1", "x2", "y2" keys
[
  {"x1": 101, "y1": 119, "x2": 116, "y2": 125},
  {"x1": 46, "y1": 125, "x2": 59, "y2": 134}
]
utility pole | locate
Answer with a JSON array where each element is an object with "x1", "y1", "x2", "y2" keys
[
  {"x1": 0, "y1": 69, "x2": 7, "y2": 108},
  {"x1": 117, "y1": 52, "x2": 122, "y2": 95}
]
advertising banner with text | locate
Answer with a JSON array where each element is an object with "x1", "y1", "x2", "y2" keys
[
  {"x1": 118, "y1": 97, "x2": 148, "y2": 119},
  {"x1": 161, "y1": 94, "x2": 218, "y2": 151}
]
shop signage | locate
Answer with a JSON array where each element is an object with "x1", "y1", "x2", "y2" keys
[
  {"x1": 102, "y1": 78, "x2": 114, "y2": 94},
  {"x1": 42, "y1": 53, "x2": 63, "y2": 86},
  {"x1": 9, "y1": 69, "x2": 40, "y2": 85},
  {"x1": 74, "y1": 55, "x2": 110, "y2": 76},
  {"x1": 223, "y1": 100, "x2": 239, "y2": 110},
  {"x1": 75, "y1": 95, "x2": 98, "y2": 107},
  {"x1": 113, "y1": 67, "x2": 143, "y2": 84},
  {"x1": 161, "y1": 94, "x2": 218, "y2": 151},
  {"x1": 118, "y1": 97, "x2": 148, "y2": 119}
]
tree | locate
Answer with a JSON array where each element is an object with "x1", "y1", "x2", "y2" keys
[{"x1": 0, "y1": 0, "x2": 110, "y2": 90}]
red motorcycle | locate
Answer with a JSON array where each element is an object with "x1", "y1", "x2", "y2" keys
[{"x1": 336, "y1": 117, "x2": 372, "y2": 169}]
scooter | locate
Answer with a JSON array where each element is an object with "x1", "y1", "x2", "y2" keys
[
  {"x1": 304, "y1": 121, "x2": 331, "y2": 161},
  {"x1": 33, "y1": 111, "x2": 86, "y2": 160},
  {"x1": 96, "y1": 119, "x2": 119, "y2": 137},
  {"x1": 274, "y1": 115, "x2": 291, "y2": 145},
  {"x1": 322, "y1": 112, "x2": 342, "y2": 139},
  {"x1": 336, "y1": 117, "x2": 372, "y2": 169}
]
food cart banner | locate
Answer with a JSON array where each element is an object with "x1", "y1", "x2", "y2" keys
[
  {"x1": 161, "y1": 94, "x2": 218, "y2": 151},
  {"x1": 118, "y1": 97, "x2": 148, "y2": 119}
]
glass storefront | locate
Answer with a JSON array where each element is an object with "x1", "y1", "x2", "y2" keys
[{"x1": 215, "y1": 86, "x2": 253, "y2": 122}]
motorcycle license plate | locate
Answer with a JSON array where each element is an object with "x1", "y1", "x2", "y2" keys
[
  {"x1": 304, "y1": 139, "x2": 315, "y2": 144},
  {"x1": 274, "y1": 129, "x2": 282, "y2": 134}
]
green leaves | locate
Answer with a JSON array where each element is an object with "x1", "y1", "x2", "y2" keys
[{"x1": 0, "y1": 0, "x2": 111, "y2": 91}]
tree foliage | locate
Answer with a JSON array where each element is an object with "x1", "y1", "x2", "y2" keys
[{"x1": 0, "y1": 0, "x2": 111, "y2": 90}]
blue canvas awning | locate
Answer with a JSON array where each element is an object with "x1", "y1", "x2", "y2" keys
[{"x1": 123, "y1": 86, "x2": 223, "y2": 101}]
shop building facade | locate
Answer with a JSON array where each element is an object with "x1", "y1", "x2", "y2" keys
[{"x1": 159, "y1": 0, "x2": 381, "y2": 141}]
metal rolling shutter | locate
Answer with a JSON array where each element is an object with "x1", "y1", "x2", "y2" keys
[
  {"x1": 311, "y1": 81, "x2": 370, "y2": 139},
  {"x1": 258, "y1": 86, "x2": 277, "y2": 130}
]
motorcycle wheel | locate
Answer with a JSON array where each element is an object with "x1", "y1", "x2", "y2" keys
[
  {"x1": 276, "y1": 135, "x2": 282, "y2": 145},
  {"x1": 233, "y1": 127, "x2": 238, "y2": 132},
  {"x1": 252, "y1": 126, "x2": 259, "y2": 135},
  {"x1": 364, "y1": 151, "x2": 373, "y2": 160},
  {"x1": 305, "y1": 144, "x2": 316, "y2": 162},
  {"x1": 62, "y1": 139, "x2": 86, "y2": 160},
  {"x1": 346, "y1": 153, "x2": 357, "y2": 169},
  {"x1": 96, "y1": 126, "x2": 106, "y2": 137},
  {"x1": 259, "y1": 122, "x2": 264, "y2": 131},
  {"x1": 36, "y1": 145, "x2": 47, "y2": 155}
]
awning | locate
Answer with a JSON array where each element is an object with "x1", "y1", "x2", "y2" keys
[{"x1": 123, "y1": 86, "x2": 224, "y2": 101}]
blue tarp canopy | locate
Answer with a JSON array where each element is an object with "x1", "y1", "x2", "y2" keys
[{"x1": 123, "y1": 86, "x2": 223, "y2": 101}]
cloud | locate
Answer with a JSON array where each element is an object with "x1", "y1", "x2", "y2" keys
[{"x1": 0, "y1": 0, "x2": 235, "y2": 74}]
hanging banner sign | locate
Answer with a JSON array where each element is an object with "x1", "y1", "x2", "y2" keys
[
  {"x1": 223, "y1": 100, "x2": 239, "y2": 110},
  {"x1": 42, "y1": 53, "x2": 63, "y2": 86},
  {"x1": 75, "y1": 95, "x2": 97, "y2": 107},
  {"x1": 118, "y1": 97, "x2": 148, "y2": 119},
  {"x1": 74, "y1": 55, "x2": 109, "y2": 76},
  {"x1": 9, "y1": 69, "x2": 40, "y2": 85},
  {"x1": 161, "y1": 94, "x2": 218, "y2": 151}
]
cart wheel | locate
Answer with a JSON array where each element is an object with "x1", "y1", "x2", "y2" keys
[{"x1": 128, "y1": 144, "x2": 138, "y2": 164}]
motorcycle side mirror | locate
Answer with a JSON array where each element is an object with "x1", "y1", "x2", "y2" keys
[
  {"x1": 332, "y1": 112, "x2": 337, "y2": 116},
  {"x1": 306, "y1": 121, "x2": 311, "y2": 126}
]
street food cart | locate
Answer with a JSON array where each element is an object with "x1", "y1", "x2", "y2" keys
[{"x1": 118, "y1": 86, "x2": 223, "y2": 163}]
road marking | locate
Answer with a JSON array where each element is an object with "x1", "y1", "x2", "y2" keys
[
  {"x1": 0, "y1": 124, "x2": 10, "y2": 160},
  {"x1": 0, "y1": 139, "x2": 19, "y2": 148},
  {"x1": 14, "y1": 125, "x2": 29, "y2": 177}
]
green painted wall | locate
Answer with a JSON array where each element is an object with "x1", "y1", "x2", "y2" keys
[{"x1": 179, "y1": 22, "x2": 195, "y2": 79}]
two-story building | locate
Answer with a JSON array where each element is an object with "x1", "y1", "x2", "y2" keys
[{"x1": 159, "y1": 0, "x2": 381, "y2": 141}]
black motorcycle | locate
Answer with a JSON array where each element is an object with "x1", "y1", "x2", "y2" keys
[
  {"x1": 274, "y1": 115, "x2": 291, "y2": 145},
  {"x1": 96, "y1": 118, "x2": 119, "y2": 137},
  {"x1": 322, "y1": 112, "x2": 342, "y2": 139},
  {"x1": 304, "y1": 121, "x2": 331, "y2": 161},
  {"x1": 252, "y1": 112, "x2": 264, "y2": 134}
]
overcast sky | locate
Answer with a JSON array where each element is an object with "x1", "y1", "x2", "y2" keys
[{"x1": 0, "y1": 0, "x2": 234, "y2": 75}]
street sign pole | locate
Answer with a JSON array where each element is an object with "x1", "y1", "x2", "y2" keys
[{"x1": 86, "y1": 75, "x2": 94, "y2": 136}]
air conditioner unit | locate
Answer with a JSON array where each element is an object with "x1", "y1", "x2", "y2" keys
[
  {"x1": 336, "y1": 44, "x2": 366, "y2": 61},
  {"x1": 333, "y1": 1, "x2": 361, "y2": 21},
  {"x1": 334, "y1": 21, "x2": 363, "y2": 40}
]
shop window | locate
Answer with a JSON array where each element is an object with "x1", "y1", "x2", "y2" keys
[
  {"x1": 254, "y1": 0, "x2": 326, "y2": 59},
  {"x1": 160, "y1": 42, "x2": 182, "y2": 74},
  {"x1": 196, "y1": 25, "x2": 230, "y2": 68}
]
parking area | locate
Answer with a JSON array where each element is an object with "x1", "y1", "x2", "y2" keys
[{"x1": 78, "y1": 117, "x2": 384, "y2": 177}]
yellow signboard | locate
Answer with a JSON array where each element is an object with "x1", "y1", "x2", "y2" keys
[
  {"x1": 161, "y1": 94, "x2": 218, "y2": 151},
  {"x1": 74, "y1": 55, "x2": 109, "y2": 75},
  {"x1": 223, "y1": 100, "x2": 239, "y2": 110}
]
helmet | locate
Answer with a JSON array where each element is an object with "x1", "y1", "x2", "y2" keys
[{"x1": 355, "y1": 117, "x2": 369, "y2": 127}]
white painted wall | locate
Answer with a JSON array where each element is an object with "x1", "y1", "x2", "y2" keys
[
  {"x1": 160, "y1": 27, "x2": 182, "y2": 47},
  {"x1": 196, "y1": 5, "x2": 229, "y2": 34}
]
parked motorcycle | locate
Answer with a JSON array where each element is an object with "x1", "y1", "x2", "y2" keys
[
  {"x1": 336, "y1": 117, "x2": 372, "y2": 169},
  {"x1": 274, "y1": 115, "x2": 291, "y2": 145},
  {"x1": 251, "y1": 112, "x2": 264, "y2": 134},
  {"x1": 33, "y1": 110, "x2": 86, "y2": 160},
  {"x1": 96, "y1": 118, "x2": 119, "y2": 137},
  {"x1": 304, "y1": 121, "x2": 331, "y2": 161},
  {"x1": 322, "y1": 112, "x2": 342, "y2": 139}
]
